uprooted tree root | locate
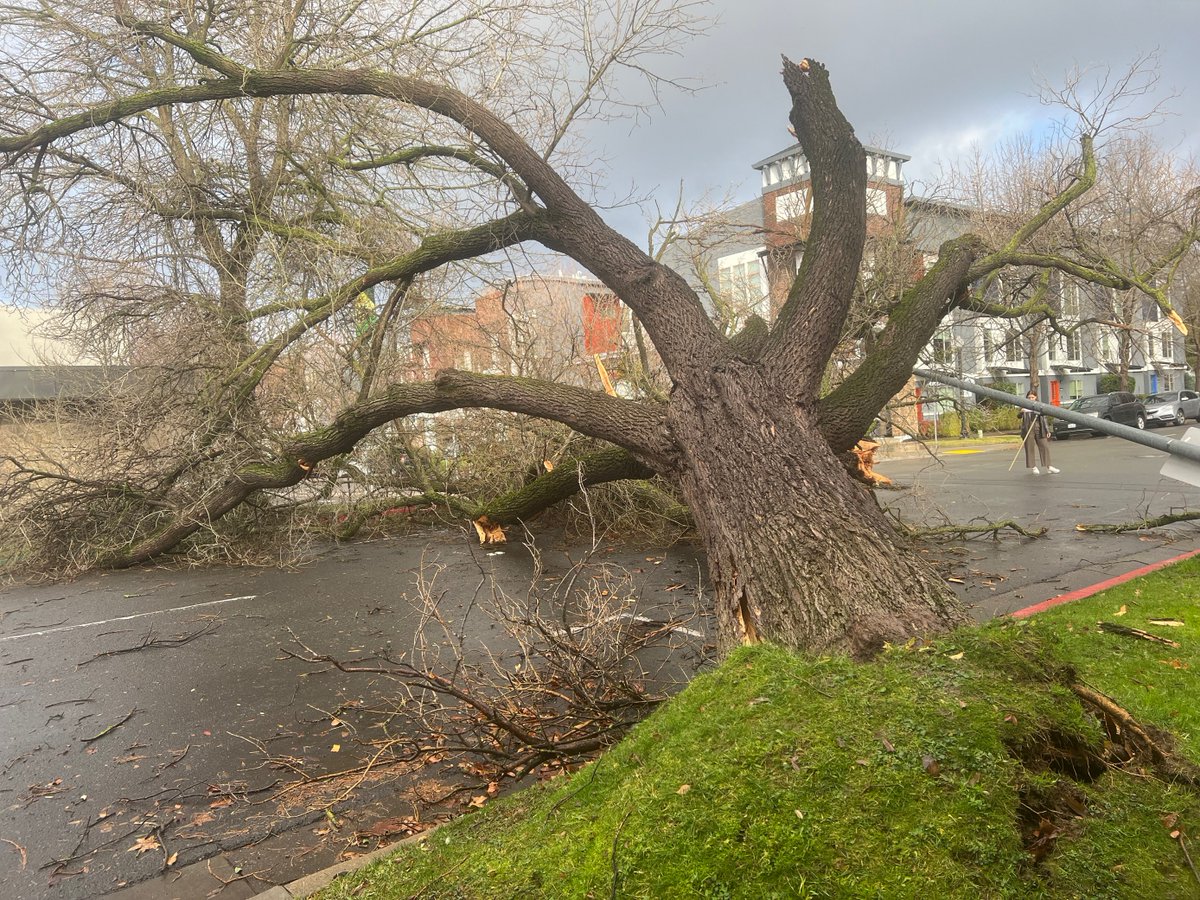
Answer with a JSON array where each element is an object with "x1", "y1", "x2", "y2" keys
[
  {"x1": 1008, "y1": 676, "x2": 1200, "y2": 868},
  {"x1": 1069, "y1": 683, "x2": 1200, "y2": 787}
]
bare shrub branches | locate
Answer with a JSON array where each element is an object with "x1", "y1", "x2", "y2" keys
[{"x1": 283, "y1": 541, "x2": 705, "y2": 780}]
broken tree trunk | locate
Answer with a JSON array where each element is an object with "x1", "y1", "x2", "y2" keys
[{"x1": 667, "y1": 364, "x2": 968, "y2": 657}]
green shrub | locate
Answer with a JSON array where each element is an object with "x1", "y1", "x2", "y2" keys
[{"x1": 1096, "y1": 373, "x2": 1134, "y2": 393}]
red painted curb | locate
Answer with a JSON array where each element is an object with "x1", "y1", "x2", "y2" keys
[{"x1": 1010, "y1": 547, "x2": 1200, "y2": 618}]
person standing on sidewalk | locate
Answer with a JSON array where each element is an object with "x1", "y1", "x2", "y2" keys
[{"x1": 1020, "y1": 390, "x2": 1059, "y2": 475}]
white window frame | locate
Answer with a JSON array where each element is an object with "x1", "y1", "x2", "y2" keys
[
  {"x1": 776, "y1": 189, "x2": 810, "y2": 222},
  {"x1": 866, "y1": 187, "x2": 889, "y2": 218},
  {"x1": 716, "y1": 248, "x2": 769, "y2": 319}
]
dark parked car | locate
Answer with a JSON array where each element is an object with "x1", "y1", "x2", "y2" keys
[
  {"x1": 1052, "y1": 392, "x2": 1146, "y2": 439},
  {"x1": 1141, "y1": 390, "x2": 1200, "y2": 427}
]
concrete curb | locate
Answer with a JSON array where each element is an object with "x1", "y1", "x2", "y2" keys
[
  {"x1": 270, "y1": 823, "x2": 443, "y2": 898},
  {"x1": 1010, "y1": 547, "x2": 1200, "y2": 618}
]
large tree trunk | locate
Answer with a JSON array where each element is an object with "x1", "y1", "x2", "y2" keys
[{"x1": 669, "y1": 363, "x2": 967, "y2": 656}]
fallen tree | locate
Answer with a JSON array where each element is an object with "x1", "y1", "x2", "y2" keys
[{"x1": 3, "y1": 6, "x2": 1198, "y2": 655}]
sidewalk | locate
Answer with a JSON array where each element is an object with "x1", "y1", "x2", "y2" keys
[{"x1": 871, "y1": 434, "x2": 1020, "y2": 461}]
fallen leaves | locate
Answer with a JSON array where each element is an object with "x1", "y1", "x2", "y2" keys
[
  {"x1": 676, "y1": 784, "x2": 691, "y2": 795},
  {"x1": 127, "y1": 834, "x2": 160, "y2": 855},
  {"x1": 1114, "y1": 605, "x2": 1128, "y2": 617},
  {"x1": 355, "y1": 817, "x2": 429, "y2": 840},
  {"x1": 27, "y1": 777, "x2": 64, "y2": 800},
  {"x1": 1, "y1": 838, "x2": 27, "y2": 871}
]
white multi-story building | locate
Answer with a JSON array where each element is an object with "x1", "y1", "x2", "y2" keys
[{"x1": 692, "y1": 143, "x2": 1188, "y2": 412}]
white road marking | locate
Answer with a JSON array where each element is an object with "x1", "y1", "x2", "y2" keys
[
  {"x1": 620, "y1": 613, "x2": 706, "y2": 640},
  {"x1": 0, "y1": 595, "x2": 258, "y2": 643}
]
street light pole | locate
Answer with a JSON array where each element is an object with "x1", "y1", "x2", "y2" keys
[{"x1": 914, "y1": 367, "x2": 1200, "y2": 466}]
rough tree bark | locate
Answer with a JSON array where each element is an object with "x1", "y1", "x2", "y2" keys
[
  {"x1": 4, "y1": 19, "x2": 1195, "y2": 655},
  {"x1": 668, "y1": 363, "x2": 961, "y2": 656}
]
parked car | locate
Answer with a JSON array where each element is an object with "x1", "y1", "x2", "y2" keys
[
  {"x1": 1140, "y1": 390, "x2": 1200, "y2": 427},
  {"x1": 1052, "y1": 392, "x2": 1146, "y2": 439}
]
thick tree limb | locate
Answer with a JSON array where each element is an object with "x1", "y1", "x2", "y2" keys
[
  {"x1": 1075, "y1": 511, "x2": 1200, "y2": 533},
  {"x1": 472, "y1": 446, "x2": 657, "y2": 537},
  {"x1": 993, "y1": 135, "x2": 1097, "y2": 260},
  {"x1": 764, "y1": 57, "x2": 867, "y2": 395},
  {"x1": 432, "y1": 371, "x2": 674, "y2": 464},
  {"x1": 237, "y1": 211, "x2": 539, "y2": 324},
  {"x1": 103, "y1": 374, "x2": 669, "y2": 567},
  {"x1": 818, "y1": 234, "x2": 984, "y2": 452}
]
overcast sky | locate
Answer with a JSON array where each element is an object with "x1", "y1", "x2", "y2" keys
[{"x1": 589, "y1": 0, "x2": 1200, "y2": 237}]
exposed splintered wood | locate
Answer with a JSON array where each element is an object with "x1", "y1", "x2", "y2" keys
[
  {"x1": 736, "y1": 592, "x2": 760, "y2": 646},
  {"x1": 472, "y1": 516, "x2": 507, "y2": 545},
  {"x1": 847, "y1": 440, "x2": 892, "y2": 486}
]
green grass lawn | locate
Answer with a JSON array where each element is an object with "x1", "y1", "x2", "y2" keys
[{"x1": 315, "y1": 557, "x2": 1200, "y2": 899}]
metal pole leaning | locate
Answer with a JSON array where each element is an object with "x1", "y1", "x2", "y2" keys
[{"x1": 913, "y1": 368, "x2": 1200, "y2": 466}]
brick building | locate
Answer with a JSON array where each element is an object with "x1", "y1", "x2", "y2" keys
[{"x1": 409, "y1": 274, "x2": 627, "y2": 386}]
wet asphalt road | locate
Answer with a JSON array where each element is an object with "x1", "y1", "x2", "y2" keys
[
  {"x1": 3, "y1": 430, "x2": 1200, "y2": 898},
  {"x1": 876, "y1": 423, "x2": 1200, "y2": 617},
  {"x1": 0, "y1": 531, "x2": 706, "y2": 899}
]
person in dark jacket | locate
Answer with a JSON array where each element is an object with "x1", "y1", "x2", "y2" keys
[{"x1": 1020, "y1": 390, "x2": 1059, "y2": 475}]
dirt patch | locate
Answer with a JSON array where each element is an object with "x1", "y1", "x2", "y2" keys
[{"x1": 1017, "y1": 779, "x2": 1090, "y2": 864}]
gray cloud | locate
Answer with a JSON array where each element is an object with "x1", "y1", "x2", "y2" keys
[{"x1": 589, "y1": 0, "x2": 1200, "y2": 235}]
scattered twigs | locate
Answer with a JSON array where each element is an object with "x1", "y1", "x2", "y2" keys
[
  {"x1": 1178, "y1": 830, "x2": 1200, "y2": 887},
  {"x1": 82, "y1": 707, "x2": 138, "y2": 743},
  {"x1": 162, "y1": 744, "x2": 191, "y2": 771},
  {"x1": 1097, "y1": 622, "x2": 1182, "y2": 648},
  {"x1": 281, "y1": 524, "x2": 704, "y2": 793},
  {"x1": 1, "y1": 838, "x2": 27, "y2": 871},
  {"x1": 79, "y1": 623, "x2": 219, "y2": 666},
  {"x1": 1076, "y1": 510, "x2": 1200, "y2": 533},
  {"x1": 206, "y1": 858, "x2": 253, "y2": 887},
  {"x1": 46, "y1": 693, "x2": 98, "y2": 708}
]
